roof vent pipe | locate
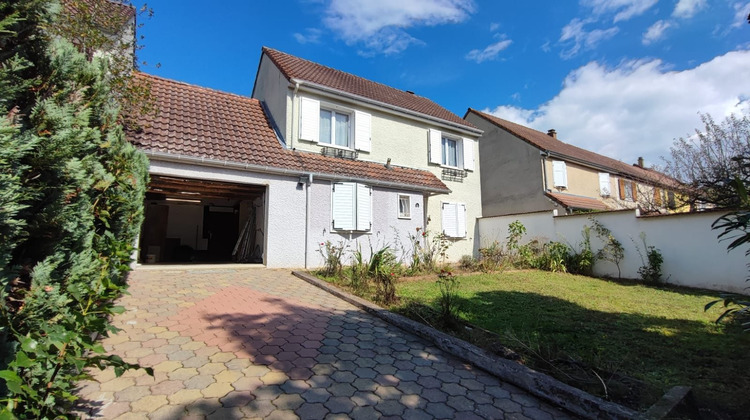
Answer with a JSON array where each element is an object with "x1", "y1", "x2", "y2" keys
[{"x1": 547, "y1": 129, "x2": 557, "y2": 139}]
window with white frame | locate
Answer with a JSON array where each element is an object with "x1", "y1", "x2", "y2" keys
[
  {"x1": 331, "y1": 182, "x2": 372, "y2": 231},
  {"x1": 428, "y1": 129, "x2": 475, "y2": 171},
  {"x1": 552, "y1": 160, "x2": 567, "y2": 188},
  {"x1": 441, "y1": 202, "x2": 466, "y2": 238},
  {"x1": 398, "y1": 195, "x2": 411, "y2": 219},
  {"x1": 299, "y1": 96, "x2": 372, "y2": 152},
  {"x1": 442, "y1": 136, "x2": 460, "y2": 167},
  {"x1": 599, "y1": 172, "x2": 611, "y2": 196},
  {"x1": 319, "y1": 108, "x2": 351, "y2": 148}
]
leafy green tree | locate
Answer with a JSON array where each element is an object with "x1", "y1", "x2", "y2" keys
[{"x1": 0, "y1": 0, "x2": 150, "y2": 417}]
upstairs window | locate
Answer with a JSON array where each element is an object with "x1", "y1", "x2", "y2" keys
[
  {"x1": 618, "y1": 179, "x2": 637, "y2": 201},
  {"x1": 299, "y1": 97, "x2": 371, "y2": 152},
  {"x1": 320, "y1": 109, "x2": 351, "y2": 148},
  {"x1": 599, "y1": 173, "x2": 611, "y2": 196},
  {"x1": 332, "y1": 182, "x2": 371, "y2": 231},
  {"x1": 428, "y1": 129, "x2": 475, "y2": 171},
  {"x1": 552, "y1": 161, "x2": 567, "y2": 188}
]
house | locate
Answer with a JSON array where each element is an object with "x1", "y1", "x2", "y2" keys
[
  {"x1": 464, "y1": 108, "x2": 678, "y2": 217},
  {"x1": 128, "y1": 48, "x2": 483, "y2": 268}
]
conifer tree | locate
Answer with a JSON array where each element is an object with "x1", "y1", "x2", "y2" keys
[{"x1": 0, "y1": 0, "x2": 150, "y2": 417}]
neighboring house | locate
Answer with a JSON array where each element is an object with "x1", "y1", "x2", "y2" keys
[
  {"x1": 127, "y1": 48, "x2": 483, "y2": 268},
  {"x1": 464, "y1": 109, "x2": 678, "y2": 217}
]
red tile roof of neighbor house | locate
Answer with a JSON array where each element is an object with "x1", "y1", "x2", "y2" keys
[
  {"x1": 466, "y1": 109, "x2": 678, "y2": 188},
  {"x1": 127, "y1": 73, "x2": 451, "y2": 193},
  {"x1": 262, "y1": 47, "x2": 478, "y2": 131},
  {"x1": 545, "y1": 192, "x2": 611, "y2": 211}
]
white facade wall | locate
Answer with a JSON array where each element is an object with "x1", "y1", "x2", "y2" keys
[{"x1": 478, "y1": 210, "x2": 749, "y2": 293}]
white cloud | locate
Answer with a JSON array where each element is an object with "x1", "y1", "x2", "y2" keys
[
  {"x1": 489, "y1": 22, "x2": 500, "y2": 32},
  {"x1": 672, "y1": 0, "x2": 706, "y2": 19},
  {"x1": 642, "y1": 20, "x2": 672, "y2": 44},
  {"x1": 559, "y1": 18, "x2": 619, "y2": 59},
  {"x1": 580, "y1": 0, "x2": 659, "y2": 22},
  {"x1": 323, "y1": 0, "x2": 474, "y2": 54},
  {"x1": 466, "y1": 38, "x2": 512, "y2": 63},
  {"x1": 483, "y1": 51, "x2": 750, "y2": 165},
  {"x1": 731, "y1": 2, "x2": 750, "y2": 28},
  {"x1": 293, "y1": 28, "x2": 323, "y2": 44}
]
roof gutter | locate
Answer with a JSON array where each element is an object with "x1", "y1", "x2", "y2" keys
[
  {"x1": 290, "y1": 79, "x2": 483, "y2": 137},
  {"x1": 143, "y1": 150, "x2": 452, "y2": 195}
]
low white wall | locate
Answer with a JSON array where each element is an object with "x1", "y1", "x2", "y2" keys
[{"x1": 478, "y1": 210, "x2": 749, "y2": 293}]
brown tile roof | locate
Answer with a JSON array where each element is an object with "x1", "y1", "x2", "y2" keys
[
  {"x1": 546, "y1": 192, "x2": 611, "y2": 211},
  {"x1": 127, "y1": 73, "x2": 450, "y2": 193},
  {"x1": 262, "y1": 47, "x2": 477, "y2": 131},
  {"x1": 467, "y1": 108, "x2": 677, "y2": 187}
]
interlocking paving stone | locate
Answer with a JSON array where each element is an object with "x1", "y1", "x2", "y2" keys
[{"x1": 76, "y1": 267, "x2": 576, "y2": 419}]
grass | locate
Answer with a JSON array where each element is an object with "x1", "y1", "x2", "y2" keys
[{"x1": 392, "y1": 270, "x2": 750, "y2": 417}]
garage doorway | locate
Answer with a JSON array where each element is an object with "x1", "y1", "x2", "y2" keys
[{"x1": 139, "y1": 175, "x2": 266, "y2": 264}]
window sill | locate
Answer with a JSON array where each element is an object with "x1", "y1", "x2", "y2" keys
[{"x1": 398, "y1": 216, "x2": 411, "y2": 220}]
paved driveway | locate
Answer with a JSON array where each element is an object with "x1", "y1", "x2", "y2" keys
[{"x1": 77, "y1": 267, "x2": 574, "y2": 419}]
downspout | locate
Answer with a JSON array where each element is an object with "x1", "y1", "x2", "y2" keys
[
  {"x1": 290, "y1": 81, "x2": 300, "y2": 150},
  {"x1": 304, "y1": 173, "x2": 313, "y2": 268},
  {"x1": 540, "y1": 151, "x2": 550, "y2": 192}
]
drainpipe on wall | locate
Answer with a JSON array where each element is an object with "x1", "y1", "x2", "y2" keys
[
  {"x1": 540, "y1": 151, "x2": 550, "y2": 192},
  {"x1": 290, "y1": 81, "x2": 300, "y2": 151},
  {"x1": 304, "y1": 173, "x2": 313, "y2": 268}
]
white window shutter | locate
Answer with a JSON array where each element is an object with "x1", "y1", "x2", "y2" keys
[
  {"x1": 354, "y1": 110, "x2": 371, "y2": 152},
  {"x1": 429, "y1": 129, "x2": 442, "y2": 164},
  {"x1": 299, "y1": 97, "x2": 320, "y2": 142},
  {"x1": 456, "y1": 204, "x2": 467, "y2": 238},
  {"x1": 332, "y1": 182, "x2": 354, "y2": 230},
  {"x1": 462, "y1": 137, "x2": 474, "y2": 171},
  {"x1": 599, "y1": 172, "x2": 611, "y2": 196},
  {"x1": 553, "y1": 160, "x2": 567, "y2": 188},
  {"x1": 356, "y1": 184, "x2": 372, "y2": 231},
  {"x1": 442, "y1": 202, "x2": 458, "y2": 237}
]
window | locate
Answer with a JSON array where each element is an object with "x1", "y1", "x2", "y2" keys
[
  {"x1": 618, "y1": 179, "x2": 637, "y2": 201},
  {"x1": 298, "y1": 97, "x2": 371, "y2": 151},
  {"x1": 398, "y1": 195, "x2": 411, "y2": 219},
  {"x1": 331, "y1": 182, "x2": 371, "y2": 231},
  {"x1": 441, "y1": 202, "x2": 466, "y2": 238},
  {"x1": 428, "y1": 129, "x2": 475, "y2": 171},
  {"x1": 319, "y1": 108, "x2": 351, "y2": 148},
  {"x1": 599, "y1": 173, "x2": 611, "y2": 196},
  {"x1": 552, "y1": 160, "x2": 567, "y2": 188},
  {"x1": 442, "y1": 137, "x2": 459, "y2": 167}
]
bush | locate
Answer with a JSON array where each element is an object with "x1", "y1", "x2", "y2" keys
[
  {"x1": 0, "y1": 5, "x2": 150, "y2": 417},
  {"x1": 636, "y1": 233, "x2": 663, "y2": 283},
  {"x1": 477, "y1": 241, "x2": 503, "y2": 272},
  {"x1": 369, "y1": 247, "x2": 399, "y2": 304},
  {"x1": 437, "y1": 270, "x2": 461, "y2": 328},
  {"x1": 318, "y1": 240, "x2": 347, "y2": 277},
  {"x1": 566, "y1": 225, "x2": 596, "y2": 276},
  {"x1": 458, "y1": 255, "x2": 478, "y2": 271},
  {"x1": 407, "y1": 228, "x2": 451, "y2": 273}
]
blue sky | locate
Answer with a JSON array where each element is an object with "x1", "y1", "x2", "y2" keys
[{"x1": 137, "y1": 0, "x2": 750, "y2": 166}]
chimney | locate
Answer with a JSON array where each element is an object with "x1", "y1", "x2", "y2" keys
[
  {"x1": 547, "y1": 129, "x2": 557, "y2": 139},
  {"x1": 636, "y1": 157, "x2": 644, "y2": 168}
]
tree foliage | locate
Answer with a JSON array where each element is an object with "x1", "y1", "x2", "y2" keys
[
  {"x1": 0, "y1": 0, "x2": 150, "y2": 417},
  {"x1": 664, "y1": 112, "x2": 750, "y2": 209}
]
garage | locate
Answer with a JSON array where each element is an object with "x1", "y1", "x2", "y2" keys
[{"x1": 139, "y1": 175, "x2": 266, "y2": 264}]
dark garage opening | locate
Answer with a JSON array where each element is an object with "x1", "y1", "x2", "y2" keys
[{"x1": 139, "y1": 175, "x2": 266, "y2": 264}]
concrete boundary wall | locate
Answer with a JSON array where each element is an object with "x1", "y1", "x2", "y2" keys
[{"x1": 478, "y1": 210, "x2": 749, "y2": 293}]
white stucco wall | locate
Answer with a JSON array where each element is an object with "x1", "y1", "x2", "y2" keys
[
  {"x1": 479, "y1": 210, "x2": 749, "y2": 293},
  {"x1": 305, "y1": 180, "x2": 425, "y2": 268},
  {"x1": 148, "y1": 160, "x2": 308, "y2": 268},
  {"x1": 252, "y1": 55, "x2": 292, "y2": 144}
]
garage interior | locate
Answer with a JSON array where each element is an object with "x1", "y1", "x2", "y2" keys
[{"x1": 139, "y1": 175, "x2": 266, "y2": 264}]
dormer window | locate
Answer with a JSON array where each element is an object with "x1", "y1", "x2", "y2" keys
[{"x1": 319, "y1": 108, "x2": 351, "y2": 148}]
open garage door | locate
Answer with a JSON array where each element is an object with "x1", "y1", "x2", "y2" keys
[{"x1": 139, "y1": 175, "x2": 266, "y2": 264}]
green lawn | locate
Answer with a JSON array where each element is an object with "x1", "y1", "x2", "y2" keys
[{"x1": 393, "y1": 270, "x2": 750, "y2": 417}]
